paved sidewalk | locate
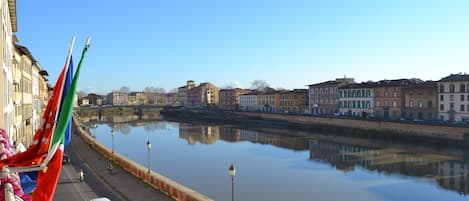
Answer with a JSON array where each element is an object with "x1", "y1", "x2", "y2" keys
[{"x1": 66, "y1": 131, "x2": 173, "y2": 201}]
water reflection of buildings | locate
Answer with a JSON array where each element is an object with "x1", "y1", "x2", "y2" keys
[
  {"x1": 309, "y1": 140, "x2": 469, "y2": 195},
  {"x1": 178, "y1": 124, "x2": 309, "y2": 151},
  {"x1": 438, "y1": 161, "x2": 469, "y2": 195},
  {"x1": 179, "y1": 124, "x2": 220, "y2": 144},
  {"x1": 238, "y1": 129, "x2": 309, "y2": 151}
]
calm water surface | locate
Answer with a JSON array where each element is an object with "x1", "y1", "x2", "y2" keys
[{"x1": 84, "y1": 116, "x2": 469, "y2": 201}]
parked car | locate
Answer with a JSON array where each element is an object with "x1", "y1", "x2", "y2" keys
[{"x1": 62, "y1": 154, "x2": 71, "y2": 165}]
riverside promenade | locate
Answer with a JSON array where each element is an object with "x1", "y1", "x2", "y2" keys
[{"x1": 54, "y1": 119, "x2": 173, "y2": 201}]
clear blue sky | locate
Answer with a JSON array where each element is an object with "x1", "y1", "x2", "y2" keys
[{"x1": 16, "y1": 0, "x2": 469, "y2": 94}]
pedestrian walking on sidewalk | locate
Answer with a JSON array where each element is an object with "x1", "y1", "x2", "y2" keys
[
  {"x1": 79, "y1": 169, "x2": 84, "y2": 182},
  {"x1": 107, "y1": 162, "x2": 113, "y2": 174}
]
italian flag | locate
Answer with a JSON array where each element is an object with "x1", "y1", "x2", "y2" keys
[{"x1": 32, "y1": 38, "x2": 90, "y2": 201}]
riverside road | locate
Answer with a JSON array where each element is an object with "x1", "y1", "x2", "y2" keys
[{"x1": 54, "y1": 130, "x2": 172, "y2": 201}]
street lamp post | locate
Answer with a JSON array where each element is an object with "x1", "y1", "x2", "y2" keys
[
  {"x1": 146, "y1": 140, "x2": 151, "y2": 174},
  {"x1": 111, "y1": 129, "x2": 115, "y2": 154},
  {"x1": 228, "y1": 164, "x2": 236, "y2": 201},
  {"x1": 109, "y1": 129, "x2": 115, "y2": 173}
]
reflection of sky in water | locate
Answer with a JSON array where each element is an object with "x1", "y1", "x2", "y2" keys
[{"x1": 89, "y1": 121, "x2": 469, "y2": 201}]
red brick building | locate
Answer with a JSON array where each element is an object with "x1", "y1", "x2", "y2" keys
[{"x1": 218, "y1": 88, "x2": 251, "y2": 111}]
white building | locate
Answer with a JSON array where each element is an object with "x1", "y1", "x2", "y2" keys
[
  {"x1": 339, "y1": 82, "x2": 375, "y2": 117},
  {"x1": 239, "y1": 93, "x2": 259, "y2": 112},
  {"x1": 437, "y1": 74, "x2": 469, "y2": 122},
  {"x1": 1, "y1": 0, "x2": 17, "y2": 140}
]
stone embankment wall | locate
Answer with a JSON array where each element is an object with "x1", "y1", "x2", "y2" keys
[
  {"x1": 235, "y1": 112, "x2": 468, "y2": 140},
  {"x1": 72, "y1": 116, "x2": 214, "y2": 201},
  {"x1": 170, "y1": 110, "x2": 468, "y2": 142}
]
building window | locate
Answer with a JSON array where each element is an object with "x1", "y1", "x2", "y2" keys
[
  {"x1": 410, "y1": 100, "x2": 414, "y2": 108},
  {"x1": 461, "y1": 95, "x2": 465, "y2": 101},
  {"x1": 450, "y1": 95, "x2": 454, "y2": 101},
  {"x1": 440, "y1": 104, "x2": 444, "y2": 111},
  {"x1": 428, "y1": 101, "x2": 432, "y2": 108},
  {"x1": 418, "y1": 100, "x2": 423, "y2": 108},
  {"x1": 384, "y1": 91, "x2": 388, "y2": 97},
  {"x1": 440, "y1": 85, "x2": 444, "y2": 93},
  {"x1": 393, "y1": 101, "x2": 397, "y2": 108},
  {"x1": 450, "y1": 103, "x2": 454, "y2": 111},
  {"x1": 461, "y1": 105, "x2": 465, "y2": 112},
  {"x1": 450, "y1": 84, "x2": 455, "y2": 93},
  {"x1": 376, "y1": 101, "x2": 380, "y2": 107},
  {"x1": 393, "y1": 91, "x2": 397, "y2": 97},
  {"x1": 461, "y1": 84, "x2": 466, "y2": 93},
  {"x1": 440, "y1": 95, "x2": 444, "y2": 101}
]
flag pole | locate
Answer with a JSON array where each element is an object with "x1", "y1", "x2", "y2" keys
[
  {"x1": 48, "y1": 36, "x2": 76, "y2": 152},
  {"x1": 42, "y1": 36, "x2": 90, "y2": 167}
]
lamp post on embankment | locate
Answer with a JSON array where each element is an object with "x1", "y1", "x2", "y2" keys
[
  {"x1": 228, "y1": 163, "x2": 236, "y2": 201},
  {"x1": 109, "y1": 129, "x2": 115, "y2": 173},
  {"x1": 146, "y1": 140, "x2": 151, "y2": 173},
  {"x1": 111, "y1": 129, "x2": 115, "y2": 154}
]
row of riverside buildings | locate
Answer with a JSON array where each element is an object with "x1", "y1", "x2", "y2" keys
[
  {"x1": 1, "y1": 0, "x2": 51, "y2": 149},
  {"x1": 97, "y1": 75, "x2": 469, "y2": 123},
  {"x1": 174, "y1": 75, "x2": 469, "y2": 123}
]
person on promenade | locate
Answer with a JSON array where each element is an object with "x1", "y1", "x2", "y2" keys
[{"x1": 107, "y1": 162, "x2": 113, "y2": 174}]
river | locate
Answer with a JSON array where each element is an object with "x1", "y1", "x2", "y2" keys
[{"x1": 82, "y1": 115, "x2": 469, "y2": 201}]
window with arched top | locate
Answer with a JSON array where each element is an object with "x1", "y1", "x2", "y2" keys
[{"x1": 418, "y1": 100, "x2": 423, "y2": 108}]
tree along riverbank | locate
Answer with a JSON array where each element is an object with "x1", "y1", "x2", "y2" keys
[{"x1": 161, "y1": 109, "x2": 469, "y2": 148}]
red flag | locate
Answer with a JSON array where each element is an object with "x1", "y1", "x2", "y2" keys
[{"x1": 31, "y1": 146, "x2": 63, "y2": 201}]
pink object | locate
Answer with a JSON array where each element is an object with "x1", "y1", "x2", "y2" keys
[{"x1": 0, "y1": 128, "x2": 31, "y2": 201}]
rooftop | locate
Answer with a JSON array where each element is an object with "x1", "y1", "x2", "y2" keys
[
  {"x1": 15, "y1": 44, "x2": 36, "y2": 62},
  {"x1": 439, "y1": 73, "x2": 469, "y2": 82}
]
